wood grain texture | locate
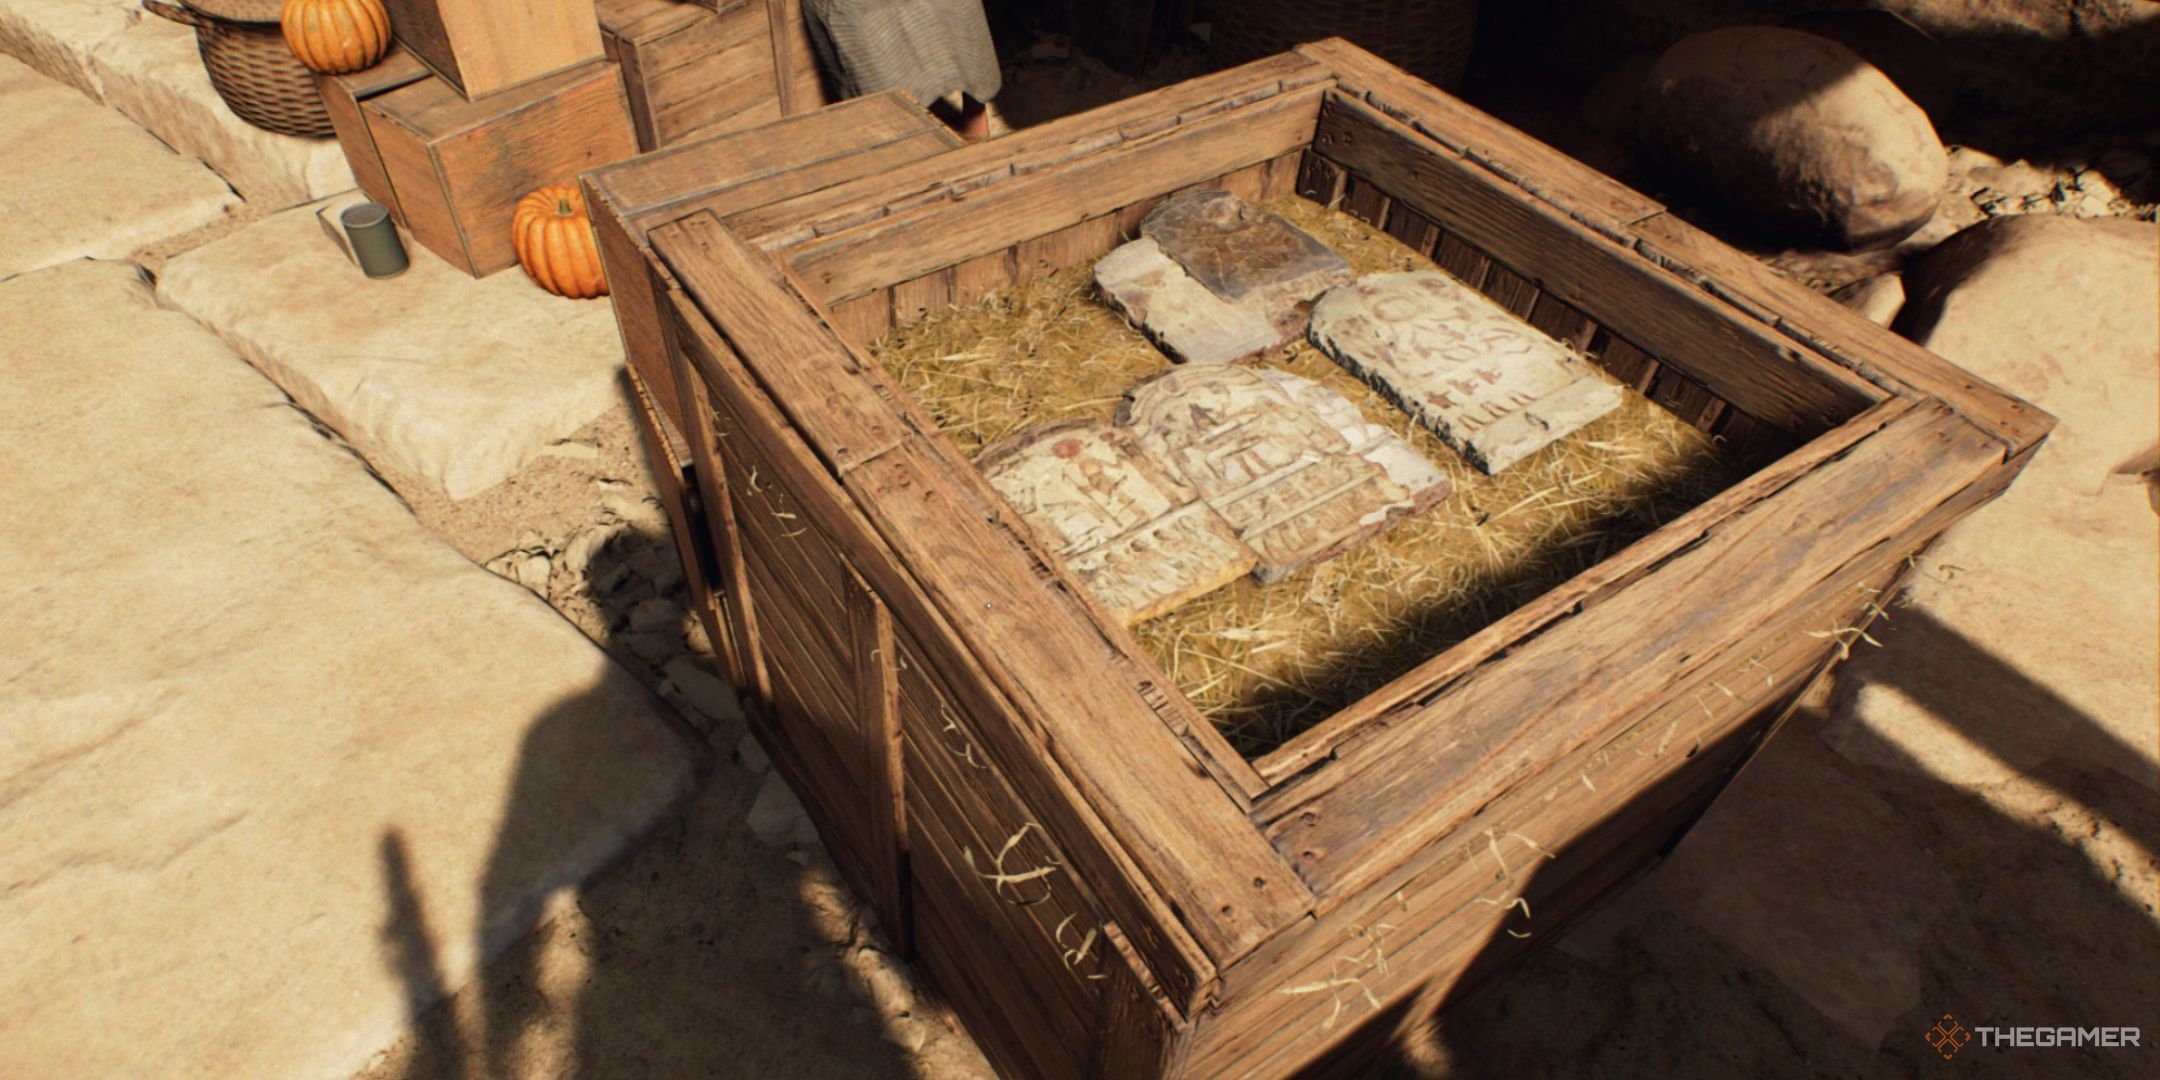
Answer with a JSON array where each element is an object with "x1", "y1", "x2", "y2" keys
[
  {"x1": 1309, "y1": 93, "x2": 1880, "y2": 437},
  {"x1": 366, "y1": 61, "x2": 636, "y2": 276},
  {"x1": 624, "y1": 363, "x2": 735, "y2": 685},
  {"x1": 784, "y1": 87, "x2": 1327, "y2": 304},
  {"x1": 652, "y1": 256, "x2": 1298, "y2": 1005},
  {"x1": 380, "y1": 0, "x2": 604, "y2": 99},
  {"x1": 1629, "y1": 211, "x2": 2056, "y2": 453},
  {"x1": 1261, "y1": 402, "x2": 2010, "y2": 902},
  {"x1": 727, "y1": 51, "x2": 1333, "y2": 247},
  {"x1": 314, "y1": 48, "x2": 429, "y2": 218}
]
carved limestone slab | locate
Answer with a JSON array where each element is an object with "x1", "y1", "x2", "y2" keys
[
  {"x1": 977, "y1": 420, "x2": 1258, "y2": 624},
  {"x1": 1116, "y1": 365, "x2": 1451, "y2": 582},
  {"x1": 1094, "y1": 190, "x2": 1354, "y2": 365},
  {"x1": 1308, "y1": 271, "x2": 1625, "y2": 474}
]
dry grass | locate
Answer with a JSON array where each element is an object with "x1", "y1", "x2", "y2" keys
[{"x1": 871, "y1": 197, "x2": 1737, "y2": 756}]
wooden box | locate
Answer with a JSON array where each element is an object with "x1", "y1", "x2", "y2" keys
[
  {"x1": 357, "y1": 58, "x2": 638, "y2": 276},
  {"x1": 596, "y1": 0, "x2": 828, "y2": 151},
  {"x1": 592, "y1": 41, "x2": 2051, "y2": 1078},
  {"x1": 380, "y1": 0, "x2": 605, "y2": 99},
  {"x1": 315, "y1": 47, "x2": 433, "y2": 220}
]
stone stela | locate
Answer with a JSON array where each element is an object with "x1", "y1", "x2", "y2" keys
[
  {"x1": 1095, "y1": 189, "x2": 1353, "y2": 365},
  {"x1": 977, "y1": 420, "x2": 1257, "y2": 624},
  {"x1": 1118, "y1": 365, "x2": 1452, "y2": 583},
  {"x1": 1309, "y1": 271, "x2": 1625, "y2": 474}
]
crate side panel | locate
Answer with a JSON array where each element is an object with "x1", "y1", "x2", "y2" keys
[{"x1": 1309, "y1": 93, "x2": 1879, "y2": 437}]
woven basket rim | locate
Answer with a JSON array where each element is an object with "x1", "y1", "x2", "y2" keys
[{"x1": 175, "y1": 0, "x2": 283, "y2": 24}]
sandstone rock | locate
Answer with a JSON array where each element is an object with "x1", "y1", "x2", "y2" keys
[
  {"x1": 154, "y1": 193, "x2": 628, "y2": 500},
  {"x1": 746, "y1": 773, "x2": 820, "y2": 848},
  {"x1": 1825, "y1": 215, "x2": 2159, "y2": 791},
  {"x1": 0, "y1": 0, "x2": 138, "y2": 98},
  {"x1": 1829, "y1": 272, "x2": 1904, "y2": 327},
  {"x1": 88, "y1": 17, "x2": 353, "y2": 207},
  {"x1": 1309, "y1": 271, "x2": 1624, "y2": 474},
  {"x1": 1094, "y1": 237, "x2": 1279, "y2": 364},
  {"x1": 1118, "y1": 365, "x2": 1451, "y2": 582},
  {"x1": 977, "y1": 420, "x2": 1257, "y2": 623},
  {"x1": 628, "y1": 596, "x2": 683, "y2": 634},
  {"x1": 0, "y1": 260, "x2": 701, "y2": 1079},
  {"x1": 1639, "y1": 27, "x2": 1947, "y2": 249},
  {"x1": 736, "y1": 731, "x2": 772, "y2": 774},
  {"x1": 664, "y1": 655, "x2": 741, "y2": 726},
  {"x1": 0, "y1": 56, "x2": 236, "y2": 278}
]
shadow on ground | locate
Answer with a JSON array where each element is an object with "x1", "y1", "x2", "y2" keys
[{"x1": 1327, "y1": 607, "x2": 2158, "y2": 1079}]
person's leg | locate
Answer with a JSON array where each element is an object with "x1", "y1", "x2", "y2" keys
[{"x1": 928, "y1": 94, "x2": 993, "y2": 142}]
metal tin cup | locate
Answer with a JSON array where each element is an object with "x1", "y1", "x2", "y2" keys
[{"x1": 340, "y1": 202, "x2": 409, "y2": 279}]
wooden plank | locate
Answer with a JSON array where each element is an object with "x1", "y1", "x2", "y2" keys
[
  {"x1": 1310, "y1": 93, "x2": 1880, "y2": 437},
  {"x1": 850, "y1": 569, "x2": 908, "y2": 945},
  {"x1": 1015, "y1": 216, "x2": 1122, "y2": 286},
  {"x1": 659, "y1": 287, "x2": 1240, "y2": 1010},
  {"x1": 1527, "y1": 293, "x2": 1597, "y2": 352},
  {"x1": 1261, "y1": 402, "x2": 2009, "y2": 901},
  {"x1": 849, "y1": 442, "x2": 1316, "y2": 967},
  {"x1": 624, "y1": 363, "x2": 735, "y2": 681},
  {"x1": 1296, "y1": 152, "x2": 1348, "y2": 209},
  {"x1": 670, "y1": 340, "x2": 767, "y2": 701},
  {"x1": 726, "y1": 51, "x2": 1332, "y2": 246},
  {"x1": 1254, "y1": 394, "x2": 1917, "y2": 785},
  {"x1": 1214, "y1": 161, "x2": 1268, "y2": 203},
  {"x1": 892, "y1": 269, "x2": 956, "y2": 327},
  {"x1": 1337, "y1": 175, "x2": 1390, "y2": 229},
  {"x1": 1430, "y1": 229, "x2": 1491, "y2": 290},
  {"x1": 952, "y1": 249, "x2": 1017, "y2": 305},
  {"x1": 1646, "y1": 368, "x2": 1728, "y2": 431},
  {"x1": 784, "y1": 87, "x2": 1327, "y2": 304},
  {"x1": 657, "y1": 215, "x2": 910, "y2": 470},
  {"x1": 830, "y1": 291, "x2": 894, "y2": 347},
  {"x1": 313, "y1": 48, "x2": 429, "y2": 218},
  {"x1": 1201, "y1": 553, "x2": 1909, "y2": 1074},
  {"x1": 1382, "y1": 204, "x2": 1439, "y2": 257},
  {"x1": 1259, "y1": 151, "x2": 1304, "y2": 202},
  {"x1": 379, "y1": 0, "x2": 605, "y2": 100},
  {"x1": 1629, "y1": 211, "x2": 2056, "y2": 453},
  {"x1": 1592, "y1": 333, "x2": 1661, "y2": 393},
  {"x1": 1480, "y1": 263, "x2": 1539, "y2": 317},
  {"x1": 1293, "y1": 38, "x2": 1661, "y2": 236}
]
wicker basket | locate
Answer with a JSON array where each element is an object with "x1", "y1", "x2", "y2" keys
[
  {"x1": 144, "y1": 0, "x2": 334, "y2": 138},
  {"x1": 1209, "y1": 0, "x2": 1478, "y2": 91}
]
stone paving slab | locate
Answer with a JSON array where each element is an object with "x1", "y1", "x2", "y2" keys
[
  {"x1": 89, "y1": 17, "x2": 353, "y2": 206},
  {"x1": 0, "y1": 0, "x2": 136, "y2": 98},
  {"x1": 0, "y1": 54, "x2": 237, "y2": 278},
  {"x1": 157, "y1": 193, "x2": 630, "y2": 501},
  {"x1": 0, "y1": 260, "x2": 704, "y2": 1080}
]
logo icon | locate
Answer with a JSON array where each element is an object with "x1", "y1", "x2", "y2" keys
[{"x1": 1928, "y1": 1013, "x2": 1972, "y2": 1060}]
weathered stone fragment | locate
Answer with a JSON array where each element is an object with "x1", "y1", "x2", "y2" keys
[
  {"x1": 1094, "y1": 237, "x2": 1279, "y2": 364},
  {"x1": 1095, "y1": 189, "x2": 1353, "y2": 364},
  {"x1": 978, "y1": 420, "x2": 1257, "y2": 623},
  {"x1": 1308, "y1": 271, "x2": 1623, "y2": 474},
  {"x1": 1140, "y1": 188, "x2": 1354, "y2": 335},
  {"x1": 1117, "y1": 365, "x2": 1450, "y2": 582}
]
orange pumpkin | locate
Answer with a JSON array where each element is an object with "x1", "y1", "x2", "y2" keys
[
  {"x1": 513, "y1": 184, "x2": 609, "y2": 299},
  {"x1": 280, "y1": 0, "x2": 392, "y2": 75}
]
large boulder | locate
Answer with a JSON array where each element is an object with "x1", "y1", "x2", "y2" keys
[
  {"x1": 1826, "y1": 214, "x2": 2159, "y2": 792},
  {"x1": 1638, "y1": 26, "x2": 1948, "y2": 249}
]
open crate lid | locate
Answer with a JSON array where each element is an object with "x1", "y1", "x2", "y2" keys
[{"x1": 173, "y1": 0, "x2": 282, "y2": 23}]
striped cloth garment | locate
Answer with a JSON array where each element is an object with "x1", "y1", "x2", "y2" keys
[{"x1": 802, "y1": 0, "x2": 1003, "y2": 104}]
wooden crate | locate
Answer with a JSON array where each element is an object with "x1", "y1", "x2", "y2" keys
[
  {"x1": 592, "y1": 41, "x2": 2052, "y2": 1078},
  {"x1": 359, "y1": 58, "x2": 638, "y2": 276},
  {"x1": 380, "y1": 0, "x2": 605, "y2": 99},
  {"x1": 584, "y1": 90, "x2": 959, "y2": 431},
  {"x1": 596, "y1": 0, "x2": 831, "y2": 151},
  {"x1": 314, "y1": 46, "x2": 432, "y2": 220}
]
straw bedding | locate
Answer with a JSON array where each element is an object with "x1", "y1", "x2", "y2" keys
[{"x1": 870, "y1": 197, "x2": 1737, "y2": 756}]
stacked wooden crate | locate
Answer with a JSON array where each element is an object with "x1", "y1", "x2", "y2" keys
[
  {"x1": 590, "y1": 40, "x2": 2052, "y2": 1079},
  {"x1": 315, "y1": 1, "x2": 636, "y2": 275},
  {"x1": 597, "y1": 0, "x2": 828, "y2": 150},
  {"x1": 315, "y1": 0, "x2": 829, "y2": 273}
]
